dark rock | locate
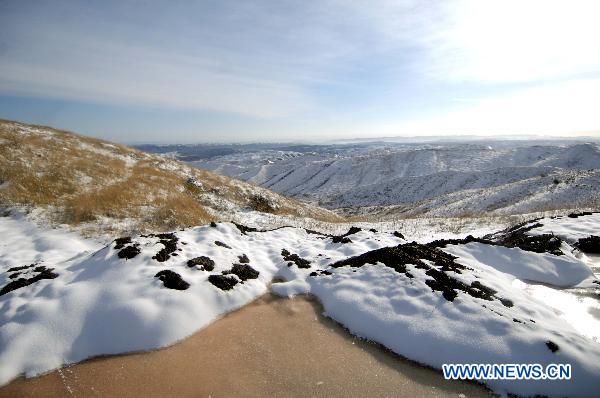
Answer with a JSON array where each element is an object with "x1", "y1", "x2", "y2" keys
[
  {"x1": 208, "y1": 274, "x2": 239, "y2": 290},
  {"x1": 427, "y1": 235, "x2": 490, "y2": 248},
  {"x1": 210, "y1": 221, "x2": 218, "y2": 227},
  {"x1": 187, "y1": 256, "x2": 215, "y2": 271},
  {"x1": 281, "y1": 249, "x2": 311, "y2": 268},
  {"x1": 332, "y1": 243, "x2": 468, "y2": 275},
  {"x1": 118, "y1": 244, "x2": 141, "y2": 259},
  {"x1": 575, "y1": 235, "x2": 600, "y2": 254},
  {"x1": 152, "y1": 233, "x2": 179, "y2": 262},
  {"x1": 215, "y1": 241, "x2": 232, "y2": 249},
  {"x1": 330, "y1": 227, "x2": 361, "y2": 244},
  {"x1": 1, "y1": 267, "x2": 59, "y2": 296},
  {"x1": 154, "y1": 270, "x2": 189, "y2": 290},
  {"x1": 7, "y1": 264, "x2": 34, "y2": 272},
  {"x1": 233, "y1": 223, "x2": 261, "y2": 235},
  {"x1": 546, "y1": 341, "x2": 559, "y2": 353},
  {"x1": 309, "y1": 270, "x2": 333, "y2": 277},
  {"x1": 231, "y1": 263, "x2": 259, "y2": 281},
  {"x1": 500, "y1": 298, "x2": 514, "y2": 308},
  {"x1": 484, "y1": 221, "x2": 564, "y2": 256},
  {"x1": 332, "y1": 242, "x2": 508, "y2": 304},
  {"x1": 8, "y1": 273, "x2": 20, "y2": 279},
  {"x1": 331, "y1": 236, "x2": 352, "y2": 244},
  {"x1": 114, "y1": 237, "x2": 132, "y2": 250},
  {"x1": 567, "y1": 211, "x2": 593, "y2": 218},
  {"x1": 393, "y1": 231, "x2": 405, "y2": 239},
  {"x1": 369, "y1": 228, "x2": 378, "y2": 233},
  {"x1": 238, "y1": 254, "x2": 250, "y2": 263}
]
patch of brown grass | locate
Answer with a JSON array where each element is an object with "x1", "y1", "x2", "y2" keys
[{"x1": 0, "y1": 119, "x2": 341, "y2": 234}]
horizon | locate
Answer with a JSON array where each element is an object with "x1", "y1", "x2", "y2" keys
[{"x1": 2, "y1": 1, "x2": 600, "y2": 143}]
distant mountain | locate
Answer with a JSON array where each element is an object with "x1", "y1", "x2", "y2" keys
[{"x1": 162, "y1": 141, "x2": 600, "y2": 217}]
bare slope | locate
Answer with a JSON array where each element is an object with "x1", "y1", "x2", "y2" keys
[{"x1": 0, "y1": 119, "x2": 340, "y2": 234}]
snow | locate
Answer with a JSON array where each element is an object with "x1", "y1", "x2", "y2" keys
[
  {"x1": 188, "y1": 142, "x2": 600, "y2": 215},
  {"x1": 443, "y1": 242, "x2": 594, "y2": 287},
  {"x1": 527, "y1": 213, "x2": 600, "y2": 243},
  {"x1": 1, "y1": 214, "x2": 599, "y2": 397}
]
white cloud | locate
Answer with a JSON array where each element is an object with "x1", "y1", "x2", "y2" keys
[{"x1": 391, "y1": 79, "x2": 600, "y2": 136}]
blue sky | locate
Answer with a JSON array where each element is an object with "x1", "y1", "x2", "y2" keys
[{"x1": 1, "y1": 0, "x2": 600, "y2": 143}]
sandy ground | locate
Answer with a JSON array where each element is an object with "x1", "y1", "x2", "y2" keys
[{"x1": 0, "y1": 294, "x2": 493, "y2": 397}]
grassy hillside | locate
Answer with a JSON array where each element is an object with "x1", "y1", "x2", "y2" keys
[{"x1": 0, "y1": 119, "x2": 341, "y2": 235}]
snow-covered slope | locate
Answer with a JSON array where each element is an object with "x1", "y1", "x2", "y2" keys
[
  {"x1": 1, "y1": 212, "x2": 599, "y2": 397},
  {"x1": 190, "y1": 142, "x2": 600, "y2": 215}
]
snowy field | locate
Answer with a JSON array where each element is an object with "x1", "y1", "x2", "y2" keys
[{"x1": 1, "y1": 211, "x2": 599, "y2": 397}]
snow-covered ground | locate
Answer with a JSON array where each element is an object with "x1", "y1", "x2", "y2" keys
[
  {"x1": 1, "y1": 212, "x2": 599, "y2": 396},
  {"x1": 182, "y1": 141, "x2": 600, "y2": 216}
]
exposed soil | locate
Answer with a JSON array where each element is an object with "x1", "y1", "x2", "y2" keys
[
  {"x1": 485, "y1": 221, "x2": 564, "y2": 256},
  {"x1": 331, "y1": 242, "x2": 513, "y2": 305},
  {"x1": 113, "y1": 237, "x2": 132, "y2": 250},
  {"x1": 149, "y1": 233, "x2": 179, "y2": 262},
  {"x1": 186, "y1": 256, "x2": 215, "y2": 271},
  {"x1": 208, "y1": 274, "x2": 238, "y2": 290},
  {"x1": 214, "y1": 240, "x2": 232, "y2": 249},
  {"x1": 575, "y1": 235, "x2": 600, "y2": 254},
  {"x1": 117, "y1": 245, "x2": 140, "y2": 260},
  {"x1": 154, "y1": 270, "x2": 189, "y2": 290},
  {"x1": 546, "y1": 341, "x2": 560, "y2": 353},
  {"x1": 230, "y1": 263, "x2": 259, "y2": 281},
  {"x1": 0, "y1": 265, "x2": 59, "y2": 296},
  {"x1": 567, "y1": 211, "x2": 594, "y2": 218},
  {"x1": 0, "y1": 295, "x2": 493, "y2": 398},
  {"x1": 281, "y1": 249, "x2": 311, "y2": 268},
  {"x1": 393, "y1": 231, "x2": 405, "y2": 239}
]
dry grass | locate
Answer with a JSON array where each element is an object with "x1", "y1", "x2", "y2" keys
[{"x1": 0, "y1": 119, "x2": 341, "y2": 235}]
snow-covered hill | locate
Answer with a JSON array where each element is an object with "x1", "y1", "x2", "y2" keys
[
  {"x1": 1, "y1": 211, "x2": 599, "y2": 397},
  {"x1": 187, "y1": 141, "x2": 600, "y2": 216}
]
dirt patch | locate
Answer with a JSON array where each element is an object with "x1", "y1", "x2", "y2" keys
[
  {"x1": 482, "y1": 221, "x2": 564, "y2": 256},
  {"x1": 117, "y1": 244, "x2": 140, "y2": 260},
  {"x1": 154, "y1": 270, "x2": 189, "y2": 290},
  {"x1": 208, "y1": 274, "x2": 239, "y2": 290},
  {"x1": 281, "y1": 249, "x2": 311, "y2": 268},
  {"x1": 233, "y1": 223, "x2": 262, "y2": 235},
  {"x1": 567, "y1": 211, "x2": 594, "y2": 218},
  {"x1": 7, "y1": 264, "x2": 34, "y2": 272},
  {"x1": 1, "y1": 265, "x2": 59, "y2": 296},
  {"x1": 331, "y1": 243, "x2": 513, "y2": 305},
  {"x1": 214, "y1": 241, "x2": 232, "y2": 249},
  {"x1": 113, "y1": 237, "x2": 132, "y2": 250},
  {"x1": 230, "y1": 263, "x2": 259, "y2": 281},
  {"x1": 149, "y1": 233, "x2": 179, "y2": 262},
  {"x1": 309, "y1": 270, "x2": 332, "y2": 277},
  {"x1": 187, "y1": 256, "x2": 215, "y2": 271},
  {"x1": 427, "y1": 235, "x2": 491, "y2": 249},
  {"x1": 546, "y1": 341, "x2": 559, "y2": 352},
  {"x1": 330, "y1": 227, "x2": 361, "y2": 244},
  {"x1": 575, "y1": 236, "x2": 600, "y2": 254}
]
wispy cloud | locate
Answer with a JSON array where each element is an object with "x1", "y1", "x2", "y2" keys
[{"x1": 0, "y1": 0, "x2": 599, "y2": 138}]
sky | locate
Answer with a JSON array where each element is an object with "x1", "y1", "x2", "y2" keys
[{"x1": 1, "y1": 0, "x2": 600, "y2": 143}]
